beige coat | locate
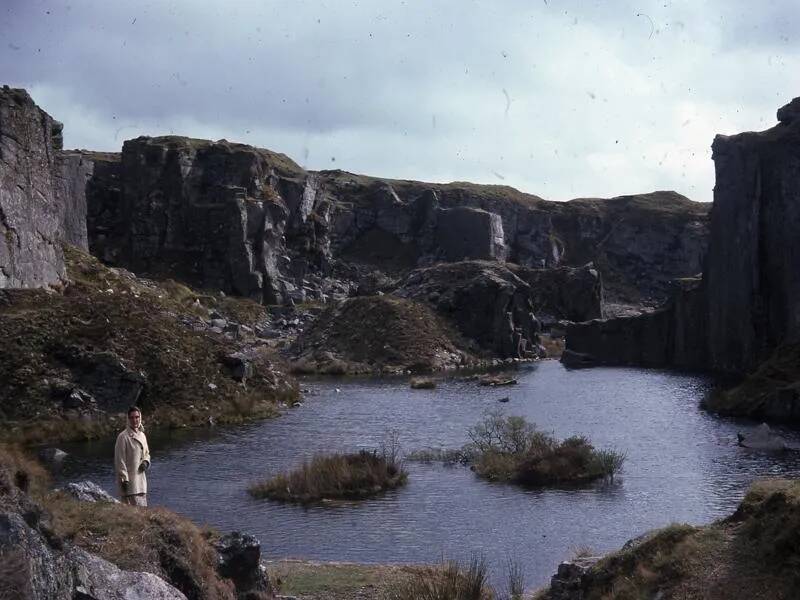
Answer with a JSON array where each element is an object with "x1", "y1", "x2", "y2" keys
[{"x1": 114, "y1": 426, "x2": 151, "y2": 497}]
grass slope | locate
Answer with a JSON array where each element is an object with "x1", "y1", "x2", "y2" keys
[
  {"x1": 0, "y1": 246, "x2": 297, "y2": 444},
  {"x1": 538, "y1": 479, "x2": 800, "y2": 600},
  {"x1": 291, "y1": 295, "x2": 475, "y2": 374}
]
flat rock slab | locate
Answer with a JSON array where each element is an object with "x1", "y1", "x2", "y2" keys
[{"x1": 737, "y1": 423, "x2": 788, "y2": 451}]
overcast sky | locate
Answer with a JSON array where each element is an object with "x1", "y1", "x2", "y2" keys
[{"x1": 2, "y1": 0, "x2": 798, "y2": 202}]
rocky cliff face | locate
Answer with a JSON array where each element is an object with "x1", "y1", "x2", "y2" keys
[
  {"x1": 565, "y1": 97, "x2": 800, "y2": 419},
  {"x1": 509, "y1": 263, "x2": 603, "y2": 324},
  {"x1": 705, "y1": 100, "x2": 800, "y2": 373},
  {"x1": 395, "y1": 261, "x2": 541, "y2": 358},
  {"x1": 564, "y1": 277, "x2": 706, "y2": 369},
  {"x1": 0, "y1": 87, "x2": 88, "y2": 289},
  {"x1": 82, "y1": 136, "x2": 708, "y2": 309}
]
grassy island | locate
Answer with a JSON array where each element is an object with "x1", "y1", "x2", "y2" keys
[
  {"x1": 411, "y1": 410, "x2": 626, "y2": 487},
  {"x1": 249, "y1": 450, "x2": 408, "y2": 503}
]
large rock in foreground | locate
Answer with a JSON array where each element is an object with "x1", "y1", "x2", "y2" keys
[
  {"x1": 0, "y1": 87, "x2": 88, "y2": 289},
  {"x1": 214, "y1": 531, "x2": 274, "y2": 598},
  {"x1": 0, "y1": 511, "x2": 187, "y2": 600}
]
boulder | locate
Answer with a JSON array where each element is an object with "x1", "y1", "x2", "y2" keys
[
  {"x1": 548, "y1": 556, "x2": 602, "y2": 600},
  {"x1": 410, "y1": 377, "x2": 436, "y2": 389},
  {"x1": 62, "y1": 388, "x2": 97, "y2": 411},
  {"x1": 214, "y1": 531, "x2": 274, "y2": 598},
  {"x1": 37, "y1": 448, "x2": 68, "y2": 468},
  {"x1": 221, "y1": 352, "x2": 254, "y2": 382},
  {"x1": 71, "y1": 547, "x2": 187, "y2": 600},
  {"x1": 560, "y1": 349, "x2": 598, "y2": 369},
  {"x1": 60, "y1": 481, "x2": 119, "y2": 504},
  {"x1": 0, "y1": 511, "x2": 186, "y2": 600},
  {"x1": 737, "y1": 423, "x2": 788, "y2": 452}
]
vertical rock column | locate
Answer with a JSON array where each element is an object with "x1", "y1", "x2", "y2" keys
[
  {"x1": 707, "y1": 98, "x2": 800, "y2": 373},
  {"x1": 0, "y1": 86, "x2": 80, "y2": 288}
]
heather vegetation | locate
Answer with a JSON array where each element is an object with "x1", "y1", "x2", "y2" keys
[{"x1": 410, "y1": 410, "x2": 626, "y2": 487}]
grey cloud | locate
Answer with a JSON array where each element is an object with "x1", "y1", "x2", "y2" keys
[{"x1": 1, "y1": 0, "x2": 797, "y2": 202}]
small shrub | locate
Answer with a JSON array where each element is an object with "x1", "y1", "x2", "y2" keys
[
  {"x1": 412, "y1": 410, "x2": 626, "y2": 488},
  {"x1": 473, "y1": 451, "x2": 519, "y2": 481},
  {"x1": 591, "y1": 448, "x2": 627, "y2": 483},
  {"x1": 249, "y1": 450, "x2": 408, "y2": 503}
]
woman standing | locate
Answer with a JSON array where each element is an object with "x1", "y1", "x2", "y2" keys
[{"x1": 114, "y1": 406, "x2": 151, "y2": 506}]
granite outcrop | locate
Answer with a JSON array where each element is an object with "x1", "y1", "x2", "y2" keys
[
  {"x1": 0, "y1": 86, "x2": 88, "y2": 289},
  {"x1": 395, "y1": 261, "x2": 541, "y2": 358},
  {"x1": 80, "y1": 137, "x2": 709, "y2": 311}
]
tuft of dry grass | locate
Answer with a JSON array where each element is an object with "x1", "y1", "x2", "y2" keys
[
  {"x1": 249, "y1": 450, "x2": 408, "y2": 503},
  {"x1": 390, "y1": 555, "x2": 492, "y2": 600},
  {"x1": 43, "y1": 492, "x2": 235, "y2": 600},
  {"x1": 0, "y1": 444, "x2": 50, "y2": 502}
]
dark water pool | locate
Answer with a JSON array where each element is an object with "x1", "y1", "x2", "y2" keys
[{"x1": 56, "y1": 361, "x2": 800, "y2": 589}]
